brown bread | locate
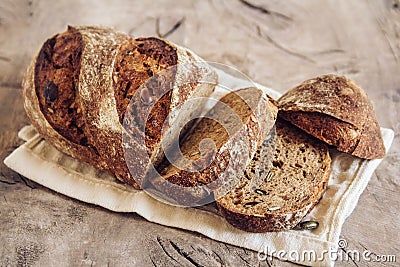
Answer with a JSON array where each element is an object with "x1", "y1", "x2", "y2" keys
[
  {"x1": 278, "y1": 74, "x2": 385, "y2": 159},
  {"x1": 23, "y1": 26, "x2": 217, "y2": 189},
  {"x1": 149, "y1": 88, "x2": 278, "y2": 206},
  {"x1": 217, "y1": 119, "x2": 331, "y2": 232}
]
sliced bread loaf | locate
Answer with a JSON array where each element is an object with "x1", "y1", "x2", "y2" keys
[
  {"x1": 24, "y1": 26, "x2": 217, "y2": 189},
  {"x1": 217, "y1": 119, "x2": 331, "y2": 232},
  {"x1": 278, "y1": 74, "x2": 385, "y2": 159}
]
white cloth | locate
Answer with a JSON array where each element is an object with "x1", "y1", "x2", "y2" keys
[{"x1": 4, "y1": 69, "x2": 394, "y2": 266}]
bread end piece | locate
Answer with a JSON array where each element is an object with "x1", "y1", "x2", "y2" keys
[
  {"x1": 278, "y1": 74, "x2": 385, "y2": 159},
  {"x1": 23, "y1": 27, "x2": 107, "y2": 171}
]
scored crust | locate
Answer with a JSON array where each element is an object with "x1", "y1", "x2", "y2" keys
[
  {"x1": 69, "y1": 26, "x2": 139, "y2": 187},
  {"x1": 217, "y1": 119, "x2": 331, "y2": 232},
  {"x1": 278, "y1": 74, "x2": 385, "y2": 159}
]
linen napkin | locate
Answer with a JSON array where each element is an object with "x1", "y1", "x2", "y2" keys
[{"x1": 4, "y1": 69, "x2": 394, "y2": 266}]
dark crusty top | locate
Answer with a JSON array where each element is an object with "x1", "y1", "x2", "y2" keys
[
  {"x1": 278, "y1": 74, "x2": 385, "y2": 159},
  {"x1": 279, "y1": 74, "x2": 373, "y2": 128}
]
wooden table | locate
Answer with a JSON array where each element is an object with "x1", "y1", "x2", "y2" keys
[{"x1": 1, "y1": 1, "x2": 399, "y2": 266}]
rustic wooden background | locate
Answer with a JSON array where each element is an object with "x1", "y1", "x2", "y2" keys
[{"x1": 1, "y1": 0, "x2": 399, "y2": 266}]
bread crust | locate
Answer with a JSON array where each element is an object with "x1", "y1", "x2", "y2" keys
[
  {"x1": 217, "y1": 170, "x2": 330, "y2": 232},
  {"x1": 278, "y1": 74, "x2": 385, "y2": 159},
  {"x1": 70, "y1": 26, "x2": 138, "y2": 187},
  {"x1": 279, "y1": 111, "x2": 359, "y2": 153}
]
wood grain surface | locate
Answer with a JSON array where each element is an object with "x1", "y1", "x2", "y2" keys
[{"x1": 1, "y1": 0, "x2": 399, "y2": 266}]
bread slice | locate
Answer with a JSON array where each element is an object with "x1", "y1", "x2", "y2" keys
[
  {"x1": 217, "y1": 119, "x2": 331, "y2": 232},
  {"x1": 278, "y1": 74, "x2": 385, "y2": 159},
  {"x1": 24, "y1": 26, "x2": 126, "y2": 173},
  {"x1": 146, "y1": 87, "x2": 278, "y2": 206}
]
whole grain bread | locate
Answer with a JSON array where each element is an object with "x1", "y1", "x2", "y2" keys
[
  {"x1": 147, "y1": 87, "x2": 278, "y2": 206},
  {"x1": 217, "y1": 119, "x2": 331, "y2": 232},
  {"x1": 24, "y1": 26, "x2": 117, "y2": 173},
  {"x1": 23, "y1": 26, "x2": 217, "y2": 189},
  {"x1": 278, "y1": 74, "x2": 385, "y2": 159}
]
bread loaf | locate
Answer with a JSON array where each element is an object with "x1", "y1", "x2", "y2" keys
[
  {"x1": 217, "y1": 119, "x2": 331, "y2": 232},
  {"x1": 147, "y1": 87, "x2": 278, "y2": 206},
  {"x1": 23, "y1": 26, "x2": 217, "y2": 188},
  {"x1": 278, "y1": 74, "x2": 385, "y2": 159}
]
